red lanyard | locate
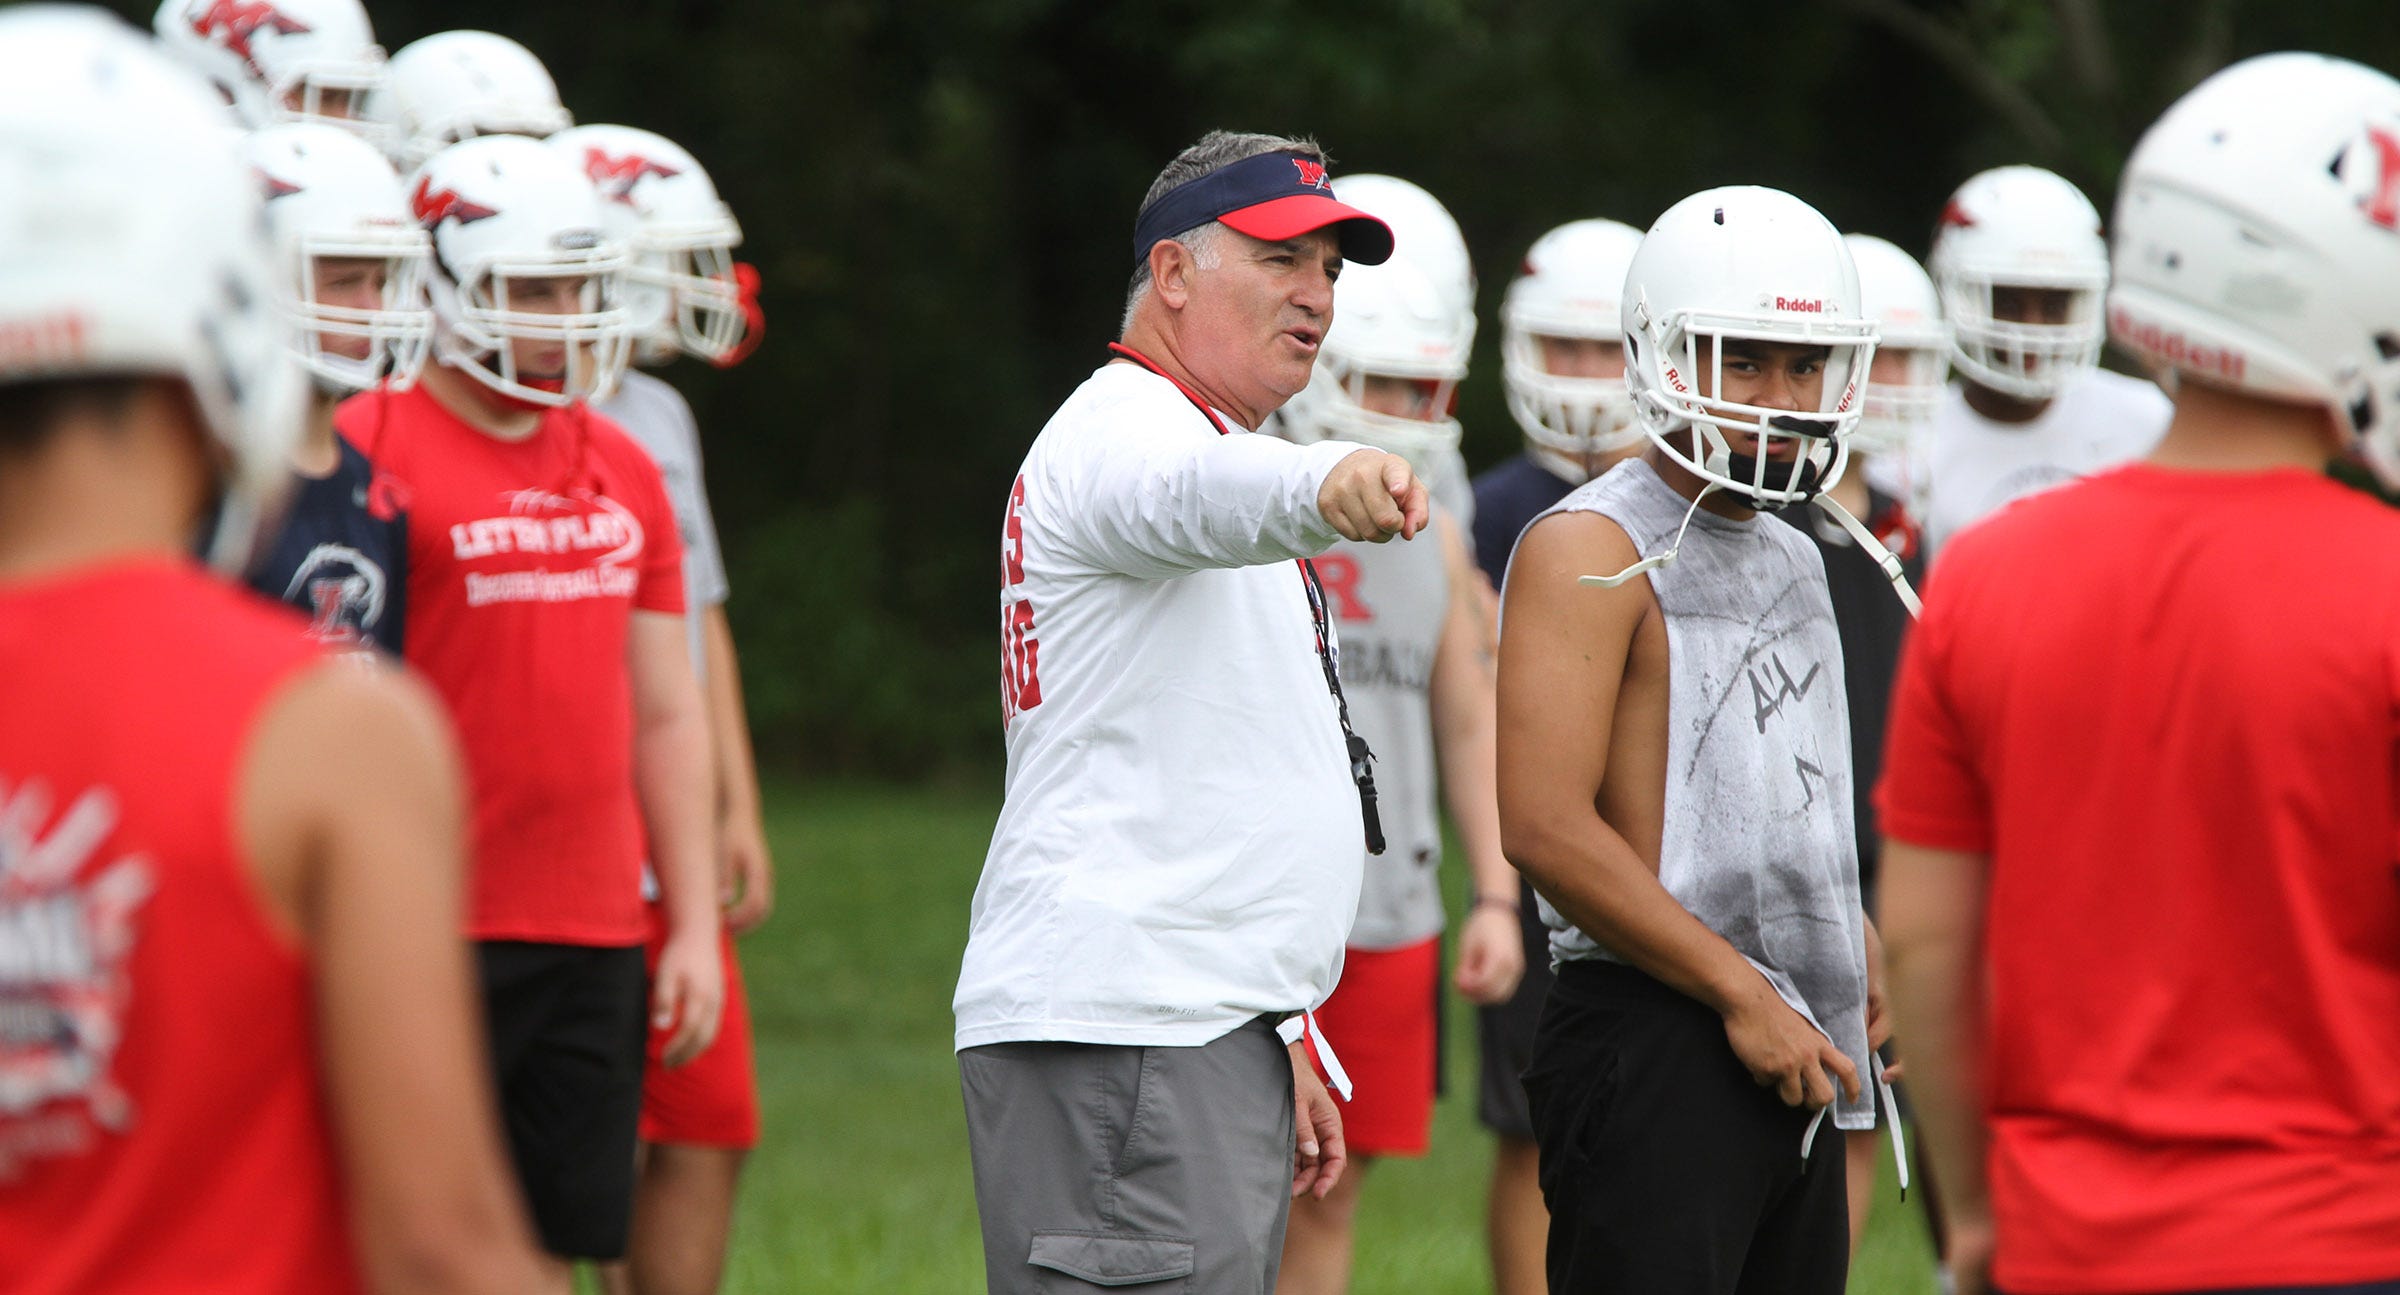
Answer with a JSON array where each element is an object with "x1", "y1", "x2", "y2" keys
[{"x1": 1104, "y1": 343, "x2": 1385, "y2": 855}]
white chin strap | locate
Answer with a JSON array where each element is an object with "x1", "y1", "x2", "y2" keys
[
  {"x1": 1809, "y1": 491, "x2": 1922, "y2": 618},
  {"x1": 1576, "y1": 462, "x2": 1924, "y2": 621},
  {"x1": 1580, "y1": 480, "x2": 1718, "y2": 589}
]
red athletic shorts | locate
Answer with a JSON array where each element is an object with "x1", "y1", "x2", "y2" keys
[
  {"x1": 1308, "y1": 936, "x2": 1439, "y2": 1157},
  {"x1": 638, "y1": 911, "x2": 761, "y2": 1150}
]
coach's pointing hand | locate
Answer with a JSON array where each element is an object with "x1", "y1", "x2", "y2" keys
[{"x1": 1318, "y1": 448, "x2": 1429, "y2": 543}]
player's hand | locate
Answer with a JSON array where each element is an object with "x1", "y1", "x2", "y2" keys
[
  {"x1": 1450, "y1": 901, "x2": 1525, "y2": 1006},
  {"x1": 1945, "y1": 1207, "x2": 1997, "y2": 1295},
  {"x1": 1290, "y1": 1042, "x2": 1347, "y2": 1200},
  {"x1": 720, "y1": 811, "x2": 776, "y2": 936},
  {"x1": 653, "y1": 925, "x2": 726, "y2": 1068},
  {"x1": 1722, "y1": 979, "x2": 1859, "y2": 1109},
  {"x1": 1317, "y1": 449, "x2": 1429, "y2": 543}
]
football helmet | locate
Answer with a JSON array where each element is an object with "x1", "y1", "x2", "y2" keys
[
  {"x1": 413, "y1": 135, "x2": 629, "y2": 407},
  {"x1": 1622, "y1": 186, "x2": 1876, "y2": 507},
  {"x1": 1501, "y1": 219, "x2": 1644, "y2": 479},
  {"x1": 246, "y1": 123, "x2": 431, "y2": 393},
  {"x1": 2111, "y1": 52, "x2": 2400, "y2": 488},
  {"x1": 548, "y1": 124, "x2": 757, "y2": 367},
  {"x1": 1929, "y1": 166, "x2": 2107, "y2": 401},
  {"x1": 0, "y1": 4, "x2": 302, "y2": 574},
  {"x1": 1278, "y1": 176, "x2": 1472, "y2": 471},
  {"x1": 1843, "y1": 234, "x2": 1949, "y2": 458},
  {"x1": 152, "y1": 0, "x2": 388, "y2": 145},
  {"x1": 376, "y1": 30, "x2": 570, "y2": 169}
]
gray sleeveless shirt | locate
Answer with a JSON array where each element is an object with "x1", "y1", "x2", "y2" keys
[
  {"x1": 1521, "y1": 458, "x2": 1872, "y2": 1130},
  {"x1": 1326, "y1": 512, "x2": 1450, "y2": 949}
]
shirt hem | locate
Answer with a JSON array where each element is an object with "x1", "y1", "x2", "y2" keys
[{"x1": 954, "y1": 1015, "x2": 1267, "y2": 1052}]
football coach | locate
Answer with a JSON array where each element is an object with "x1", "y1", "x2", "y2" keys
[{"x1": 954, "y1": 128, "x2": 1431, "y2": 1293}]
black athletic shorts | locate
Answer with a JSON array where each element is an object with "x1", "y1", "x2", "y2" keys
[
  {"x1": 476, "y1": 940, "x2": 649, "y2": 1261},
  {"x1": 1523, "y1": 959, "x2": 1848, "y2": 1295},
  {"x1": 1473, "y1": 877, "x2": 1553, "y2": 1138}
]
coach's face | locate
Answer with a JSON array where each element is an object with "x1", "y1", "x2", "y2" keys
[{"x1": 1179, "y1": 227, "x2": 1342, "y2": 419}]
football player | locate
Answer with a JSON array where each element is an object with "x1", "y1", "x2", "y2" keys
[
  {"x1": 241, "y1": 121, "x2": 430, "y2": 655},
  {"x1": 1497, "y1": 186, "x2": 1887, "y2": 1293},
  {"x1": 1884, "y1": 54, "x2": 2400, "y2": 1295},
  {"x1": 1271, "y1": 175, "x2": 1522, "y2": 1295},
  {"x1": 336, "y1": 133, "x2": 722, "y2": 1292},
  {"x1": 1920, "y1": 166, "x2": 2170, "y2": 554},
  {"x1": 553, "y1": 121, "x2": 774, "y2": 1295},
  {"x1": 373, "y1": 28, "x2": 571, "y2": 169},
  {"x1": 0, "y1": 9, "x2": 539, "y2": 1291},
  {"x1": 151, "y1": 0, "x2": 391, "y2": 143}
]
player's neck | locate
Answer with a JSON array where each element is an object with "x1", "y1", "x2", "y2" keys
[
  {"x1": 2146, "y1": 379, "x2": 2340, "y2": 475},
  {"x1": 419, "y1": 361, "x2": 547, "y2": 442},
  {"x1": 291, "y1": 393, "x2": 343, "y2": 480},
  {"x1": 1961, "y1": 379, "x2": 2052, "y2": 425},
  {"x1": 0, "y1": 410, "x2": 207, "y2": 582}
]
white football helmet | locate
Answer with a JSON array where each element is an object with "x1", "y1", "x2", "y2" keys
[
  {"x1": 412, "y1": 135, "x2": 629, "y2": 407},
  {"x1": 152, "y1": 0, "x2": 387, "y2": 145},
  {"x1": 376, "y1": 30, "x2": 570, "y2": 169},
  {"x1": 1844, "y1": 234, "x2": 1949, "y2": 458},
  {"x1": 247, "y1": 123, "x2": 431, "y2": 393},
  {"x1": 2111, "y1": 52, "x2": 2400, "y2": 488},
  {"x1": 548, "y1": 124, "x2": 757, "y2": 367},
  {"x1": 1929, "y1": 166, "x2": 2107, "y2": 401},
  {"x1": 1278, "y1": 177, "x2": 1472, "y2": 471},
  {"x1": 1622, "y1": 187, "x2": 1876, "y2": 506},
  {"x1": 1502, "y1": 219, "x2": 1644, "y2": 479},
  {"x1": 1330, "y1": 174, "x2": 1476, "y2": 326},
  {"x1": 0, "y1": 5, "x2": 302, "y2": 574}
]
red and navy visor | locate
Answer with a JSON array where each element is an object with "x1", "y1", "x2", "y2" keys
[{"x1": 1132, "y1": 151, "x2": 1396, "y2": 270}]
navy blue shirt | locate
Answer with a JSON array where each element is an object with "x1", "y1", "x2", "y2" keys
[
  {"x1": 246, "y1": 435, "x2": 407, "y2": 655},
  {"x1": 1470, "y1": 453, "x2": 1580, "y2": 593}
]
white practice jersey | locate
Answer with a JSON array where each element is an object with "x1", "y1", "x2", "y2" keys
[
  {"x1": 1320, "y1": 510, "x2": 1451, "y2": 950},
  {"x1": 1922, "y1": 367, "x2": 2170, "y2": 556},
  {"x1": 956, "y1": 361, "x2": 1372, "y2": 1051},
  {"x1": 596, "y1": 369, "x2": 730, "y2": 674}
]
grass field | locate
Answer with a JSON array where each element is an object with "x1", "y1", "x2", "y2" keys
[{"x1": 708, "y1": 780, "x2": 1941, "y2": 1292}]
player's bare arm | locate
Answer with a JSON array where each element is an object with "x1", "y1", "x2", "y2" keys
[
  {"x1": 1318, "y1": 447, "x2": 1430, "y2": 543},
  {"x1": 1429, "y1": 515, "x2": 1521, "y2": 1006},
  {"x1": 630, "y1": 609, "x2": 726, "y2": 1067},
  {"x1": 702, "y1": 605, "x2": 774, "y2": 934},
  {"x1": 1880, "y1": 837, "x2": 1995, "y2": 1290},
  {"x1": 240, "y1": 661, "x2": 548, "y2": 1295},
  {"x1": 1496, "y1": 510, "x2": 1857, "y2": 1109}
]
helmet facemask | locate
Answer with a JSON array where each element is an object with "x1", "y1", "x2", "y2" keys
[
  {"x1": 1852, "y1": 343, "x2": 1947, "y2": 458},
  {"x1": 1502, "y1": 322, "x2": 1639, "y2": 479},
  {"x1": 267, "y1": 56, "x2": 391, "y2": 149},
  {"x1": 1286, "y1": 351, "x2": 1465, "y2": 474},
  {"x1": 1941, "y1": 273, "x2": 2104, "y2": 400},
  {"x1": 284, "y1": 234, "x2": 431, "y2": 393},
  {"x1": 626, "y1": 234, "x2": 747, "y2": 365},
  {"x1": 435, "y1": 255, "x2": 631, "y2": 407},
  {"x1": 1630, "y1": 304, "x2": 1875, "y2": 506}
]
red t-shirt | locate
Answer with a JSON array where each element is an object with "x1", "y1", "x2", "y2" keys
[
  {"x1": 0, "y1": 560, "x2": 361, "y2": 1292},
  {"x1": 340, "y1": 385, "x2": 684, "y2": 945},
  {"x1": 1879, "y1": 464, "x2": 2400, "y2": 1292}
]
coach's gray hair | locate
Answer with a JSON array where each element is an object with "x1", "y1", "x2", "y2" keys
[{"x1": 1120, "y1": 129, "x2": 1330, "y2": 337}]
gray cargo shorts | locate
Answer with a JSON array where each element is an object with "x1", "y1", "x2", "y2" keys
[{"x1": 958, "y1": 1015, "x2": 1294, "y2": 1292}]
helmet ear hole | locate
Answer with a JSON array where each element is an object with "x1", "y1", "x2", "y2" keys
[{"x1": 2374, "y1": 333, "x2": 2400, "y2": 361}]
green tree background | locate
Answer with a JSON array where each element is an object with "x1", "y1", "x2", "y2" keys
[{"x1": 119, "y1": 0, "x2": 2400, "y2": 775}]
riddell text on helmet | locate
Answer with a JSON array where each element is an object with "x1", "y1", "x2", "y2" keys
[{"x1": 2108, "y1": 306, "x2": 2247, "y2": 382}]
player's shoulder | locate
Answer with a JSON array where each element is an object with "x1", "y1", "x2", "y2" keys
[{"x1": 1049, "y1": 362, "x2": 1215, "y2": 442}]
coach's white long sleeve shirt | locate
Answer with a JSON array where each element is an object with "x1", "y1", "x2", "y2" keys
[{"x1": 954, "y1": 361, "x2": 1369, "y2": 1050}]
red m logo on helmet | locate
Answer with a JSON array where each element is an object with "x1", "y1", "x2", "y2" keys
[
  {"x1": 583, "y1": 149, "x2": 682, "y2": 206},
  {"x1": 2356, "y1": 126, "x2": 2400, "y2": 231},
  {"x1": 1291, "y1": 158, "x2": 1330, "y2": 190},
  {"x1": 412, "y1": 176, "x2": 500, "y2": 230},
  {"x1": 1937, "y1": 198, "x2": 1977, "y2": 229},
  {"x1": 189, "y1": 0, "x2": 311, "y2": 75}
]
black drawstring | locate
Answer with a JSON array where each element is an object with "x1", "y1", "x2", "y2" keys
[{"x1": 1105, "y1": 342, "x2": 1385, "y2": 855}]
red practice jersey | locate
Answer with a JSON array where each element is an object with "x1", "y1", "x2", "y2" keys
[
  {"x1": 1880, "y1": 464, "x2": 2400, "y2": 1292},
  {"x1": 0, "y1": 560, "x2": 360, "y2": 1292},
  {"x1": 341, "y1": 385, "x2": 684, "y2": 946}
]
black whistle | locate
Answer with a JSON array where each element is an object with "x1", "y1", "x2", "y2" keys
[{"x1": 1348, "y1": 732, "x2": 1385, "y2": 856}]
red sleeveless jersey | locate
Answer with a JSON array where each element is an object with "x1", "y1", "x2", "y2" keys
[{"x1": 0, "y1": 560, "x2": 361, "y2": 1292}]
